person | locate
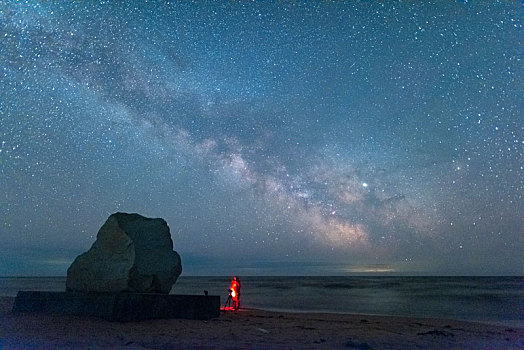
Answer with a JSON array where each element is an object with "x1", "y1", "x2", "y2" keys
[{"x1": 230, "y1": 276, "x2": 241, "y2": 310}]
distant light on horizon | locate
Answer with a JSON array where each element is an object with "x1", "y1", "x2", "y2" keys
[{"x1": 342, "y1": 265, "x2": 395, "y2": 274}]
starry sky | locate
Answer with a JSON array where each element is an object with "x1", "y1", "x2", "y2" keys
[{"x1": 1, "y1": 1, "x2": 523, "y2": 276}]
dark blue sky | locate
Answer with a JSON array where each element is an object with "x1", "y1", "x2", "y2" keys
[{"x1": 1, "y1": 1, "x2": 522, "y2": 276}]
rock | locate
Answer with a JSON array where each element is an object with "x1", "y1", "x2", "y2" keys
[{"x1": 66, "y1": 213, "x2": 182, "y2": 294}]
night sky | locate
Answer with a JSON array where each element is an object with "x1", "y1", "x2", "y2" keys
[{"x1": 1, "y1": 1, "x2": 522, "y2": 276}]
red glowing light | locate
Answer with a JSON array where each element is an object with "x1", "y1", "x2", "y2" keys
[{"x1": 223, "y1": 276, "x2": 241, "y2": 311}]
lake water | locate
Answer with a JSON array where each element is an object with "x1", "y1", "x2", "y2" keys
[{"x1": 1, "y1": 276, "x2": 522, "y2": 327}]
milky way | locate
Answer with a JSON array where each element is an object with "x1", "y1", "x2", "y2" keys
[{"x1": 1, "y1": 1, "x2": 522, "y2": 275}]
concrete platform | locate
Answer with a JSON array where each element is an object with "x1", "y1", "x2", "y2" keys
[{"x1": 12, "y1": 291, "x2": 220, "y2": 321}]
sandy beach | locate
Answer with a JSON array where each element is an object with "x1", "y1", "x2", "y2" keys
[{"x1": 1, "y1": 296, "x2": 522, "y2": 349}]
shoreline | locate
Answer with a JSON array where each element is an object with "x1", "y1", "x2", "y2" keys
[
  {"x1": 242, "y1": 307, "x2": 524, "y2": 328},
  {"x1": 240, "y1": 306, "x2": 523, "y2": 328},
  {"x1": 2, "y1": 296, "x2": 522, "y2": 349},
  {"x1": 3, "y1": 293, "x2": 519, "y2": 327}
]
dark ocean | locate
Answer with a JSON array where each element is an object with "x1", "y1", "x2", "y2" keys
[{"x1": 1, "y1": 276, "x2": 522, "y2": 327}]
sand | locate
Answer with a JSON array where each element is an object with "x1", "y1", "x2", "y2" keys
[{"x1": 1, "y1": 296, "x2": 522, "y2": 349}]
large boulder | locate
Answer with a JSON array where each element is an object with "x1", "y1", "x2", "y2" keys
[{"x1": 66, "y1": 213, "x2": 182, "y2": 294}]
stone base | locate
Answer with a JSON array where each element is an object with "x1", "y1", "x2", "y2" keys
[{"x1": 12, "y1": 291, "x2": 220, "y2": 322}]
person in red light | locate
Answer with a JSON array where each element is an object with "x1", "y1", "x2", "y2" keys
[{"x1": 230, "y1": 276, "x2": 241, "y2": 310}]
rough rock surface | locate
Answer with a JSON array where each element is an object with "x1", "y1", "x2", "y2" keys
[{"x1": 66, "y1": 213, "x2": 182, "y2": 294}]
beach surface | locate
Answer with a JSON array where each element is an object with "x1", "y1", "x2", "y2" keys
[{"x1": 1, "y1": 296, "x2": 522, "y2": 349}]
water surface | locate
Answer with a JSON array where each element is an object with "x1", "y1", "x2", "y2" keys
[{"x1": 1, "y1": 276, "x2": 522, "y2": 326}]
